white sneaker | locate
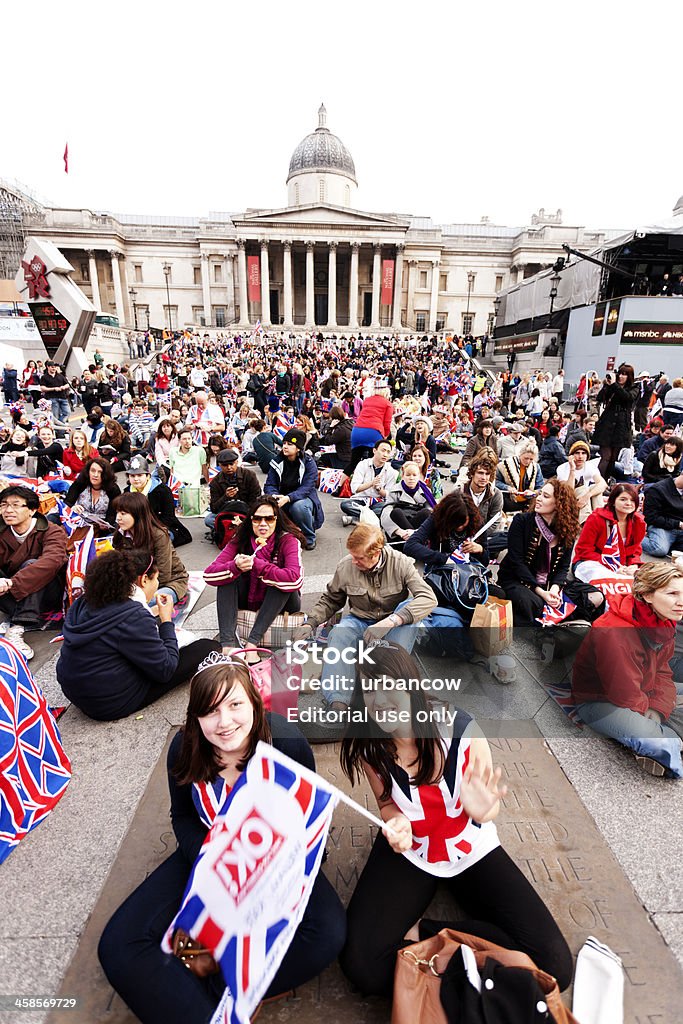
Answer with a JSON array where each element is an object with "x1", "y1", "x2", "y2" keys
[
  {"x1": 0, "y1": 620, "x2": 9, "y2": 635},
  {"x1": 341, "y1": 514, "x2": 354, "y2": 527},
  {"x1": 5, "y1": 625, "x2": 34, "y2": 660}
]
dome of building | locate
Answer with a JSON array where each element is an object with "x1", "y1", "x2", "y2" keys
[
  {"x1": 674, "y1": 195, "x2": 683, "y2": 217},
  {"x1": 287, "y1": 104, "x2": 357, "y2": 184}
]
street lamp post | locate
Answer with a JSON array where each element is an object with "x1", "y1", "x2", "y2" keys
[
  {"x1": 162, "y1": 263, "x2": 172, "y2": 331},
  {"x1": 548, "y1": 271, "x2": 561, "y2": 326},
  {"x1": 129, "y1": 287, "x2": 138, "y2": 330},
  {"x1": 466, "y1": 271, "x2": 475, "y2": 331}
]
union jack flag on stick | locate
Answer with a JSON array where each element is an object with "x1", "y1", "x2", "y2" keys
[
  {"x1": 0, "y1": 639, "x2": 71, "y2": 863},
  {"x1": 536, "y1": 592, "x2": 576, "y2": 626}
]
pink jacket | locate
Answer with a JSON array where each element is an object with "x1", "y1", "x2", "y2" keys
[{"x1": 203, "y1": 531, "x2": 303, "y2": 609}]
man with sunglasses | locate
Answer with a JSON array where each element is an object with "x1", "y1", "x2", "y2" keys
[
  {"x1": 264, "y1": 428, "x2": 324, "y2": 551},
  {"x1": 0, "y1": 485, "x2": 68, "y2": 659}
]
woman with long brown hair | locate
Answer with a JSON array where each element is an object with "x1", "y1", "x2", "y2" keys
[
  {"x1": 98, "y1": 658, "x2": 346, "y2": 1024},
  {"x1": 112, "y1": 490, "x2": 189, "y2": 603},
  {"x1": 592, "y1": 362, "x2": 639, "y2": 478},
  {"x1": 404, "y1": 490, "x2": 486, "y2": 568},
  {"x1": 98, "y1": 417, "x2": 132, "y2": 469},
  {"x1": 497, "y1": 478, "x2": 604, "y2": 624}
]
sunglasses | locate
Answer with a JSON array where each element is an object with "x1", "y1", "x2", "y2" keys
[{"x1": 251, "y1": 514, "x2": 277, "y2": 523}]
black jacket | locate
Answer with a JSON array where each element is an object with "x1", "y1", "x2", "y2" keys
[
  {"x1": 404, "y1": 514, "x2": 489, "y2": 568},
  {"x1": 65, "y1": 477, "x2": 121, "y2": 525},
  {"x1": 167, "y1": 716, "x2": 315, "y2": 864},
  {"x1": 497, "y1": 512, "x2": 572, "y2": 591},
  {"x1": 643, "y1": 477, "x2": 683, "y2": 531},
  {"x1": 208, "y1": 467, "x2": 262, "y2": 514},
  {"x1": 124, "y1": 482, "x2": 192, "y2": 546},
  {"x1": 592, "y1": 382, "x2": 639, "y2": 449},
  {"x1": 57, "y1": 597, "x2": 179, "y2": 720}
]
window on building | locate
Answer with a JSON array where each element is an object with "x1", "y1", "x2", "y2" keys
[
  {"x1": 137, "y1": 304, "x2": 150, "y2": 327},
  {"x1": 134, "y1": 264, "x2": 143, "y2": 283},
  {"x1": 495, "y1": 274, "x2": 503, "y2": 291},
  {"x1": 163, "y1": 305, "x2": 178, "y2": 330},
  {"x1": 487, "y1": 313, "x2": 495, "y2": 335},
  {"x1": 439, "y1": 273, "x2": 448, "y2": 292},
  {"x1": 436, "y1": 313, "x2": 447, "y2": 331},
  {"x1": 462, "y1": 312, "x2": 474, "y2": 335},
  {"x1": 193, "y1": 266, "x2": 201, "y2": 286},
  {"x1": 294, "y1": 183, "x2": 300, "y2": 205},
  {"x1": 213, "y1": 264, "x2": 223, "y2": 284},
  {"x1": 415, "y1": 312, "x2": 427, "y2": 332},
  {"x1": 319, "y1": 178, "x2": 326, "y2": 202},
  {"x1": 80, "y1": 262, "x2": 89, "y2": 281},
  {"x1": 213, "y1": 306, "x2": 226, "y2": 327},
  {"x1": 192, "y1": 306, "x2": 204, "y2": 324},
  {"x1": 419, "y1": 270, "x2": 428, "y2": 289}
]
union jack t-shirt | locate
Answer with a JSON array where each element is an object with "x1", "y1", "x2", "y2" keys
[{"x1": 383, "y1": 714, "x2": 499, "y2": 877}]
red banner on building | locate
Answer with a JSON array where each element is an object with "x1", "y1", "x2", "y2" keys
[
  {"x1": 381, "y1": 259, "x2": 395, "y2": 306},
  {"x1": 247, "y1": 256, "x2": 261, "y2": 302}
]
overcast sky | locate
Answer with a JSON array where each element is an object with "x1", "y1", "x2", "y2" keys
[{"x1": 5, "y1": 1, "x2": 680, "y2": 232}]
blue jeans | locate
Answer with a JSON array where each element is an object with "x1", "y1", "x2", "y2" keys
[
  {"x1": 321, "y1": 599, "x2": 417, "y2": 706},
  {"x1": 642, "y1": 527, "x2": 683, "y2": 558},
  {"x1": 575, "y1": 701, "x2": 683, "y2": 778},
  {"x1": 204, "y1": 511, "x2": 216, "y2": 529},
  {"x1": 418, "y1": 606, "x2": 475, "y2": 661},
  {"x1": 670, "y1": 651, "x2": 683, "y2": 697},
  {"x1": 286, "y1": 497, "x2": 316, "y2": 545},
  {"x1": 51, "y1": 397, "x2": 70, "y2": 422}
]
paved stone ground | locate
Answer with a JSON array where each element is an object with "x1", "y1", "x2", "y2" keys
[{"x1": 1, "y1": 458, "x2": 682, "y2": 1024}]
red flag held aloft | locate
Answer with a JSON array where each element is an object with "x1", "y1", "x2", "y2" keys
[{"x1": 63, "y1": 143, "x2": 68, "y2": 174}]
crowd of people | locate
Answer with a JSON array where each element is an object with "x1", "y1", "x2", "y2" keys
[{"x1": 3, "y1": 330, "x2": 682, "y2": 1022}]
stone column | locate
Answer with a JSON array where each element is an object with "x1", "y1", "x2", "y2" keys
[
  {"x1": 392, "y1": 244, "x2": 404, "y2": 330},
  {"x1": 110, "y1": 252, "x2": 125, "y2": 325},
  {"x1": 87, "y1": 251, "x2": 101, "y2": 311},
  {"x1": 305, "y1": 241, "x2": 315, "y2": 328},
  {"x1": 349, "y1": 242, "x2": 359, "y2": 329},
  {"x1": 225, "y1": 254, "x2": 235, "y2": 323},
  {"x1": 327, "y1": 241, "x2": 338, "y2": 328},
  {"x1": 406, "y1": 259, "x2": 417, "y2": 326},
  {"x1": 259, "y1": 240, "x2": 270, "y2": 326},
  {"x1": 283, "y1": 240, "x2": 293, "y2": 328},
  {"x1": 200, "y1": 253, "x2": 212, "y2": 326},
  {"x1": 236, "y1": 239, "x2": 250, "y2": 327},
  {"x1": 428, "y1": 258, "x2": 440, "y2": 332},
  {"x1": 370, "y1": 243, "x2": 382, "y2": 329}
]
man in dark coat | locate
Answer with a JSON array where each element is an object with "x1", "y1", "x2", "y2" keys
[
  {"x1": 642, "y1": 474, "x2": 683, "y2": 557},
  {"x1": 205, "y1": 449, "x2": 261, "y2": 531},
  {"x1": 124, "y1": 456, "x2": 192, "y2": 547},
  {"x1": 264, "y1": 428, "x2": 324, "y2": 550}
]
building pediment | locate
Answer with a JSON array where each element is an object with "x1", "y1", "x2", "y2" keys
[{"x1": 235, "y1": 203, "x2": 409, "y2": 230}]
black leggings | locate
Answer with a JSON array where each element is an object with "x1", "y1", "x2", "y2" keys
[
  {"x1": 216, "y1": 575, "x2": 301, "y2": 645},
  {"x1": 386, "y1": 507, "x2": 431, "y2": 532},
  {"x1": 98, "y1": 849, "x2": 346, "y2": 1024},
  {"x1": 340, "y1": 835, "x2": 572, "y2": 996},
  {"x1": 598, "y1": 444, "x2": 619, "y2": 479},
  {"x1": 501, "y1": 578, "x2": 603, "y2": 627}
]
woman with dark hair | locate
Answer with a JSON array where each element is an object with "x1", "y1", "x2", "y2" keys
[
  {"x1": 205, "y1": 433, "x2": 227, "y2": 471},
  {"x1": 318, "y1": 405, "x2": 353, "y2": 469},
  {"x1": 339, "y1": 643, "x2": 572, "y2": 997},
  {"x1": 497, "y1": 478, "x2": 604, "y2": 625},
  {"x1": 112, "y1": 491, "x2": 189, "y2": 604},
  {"x1": 593, "y1": 363, "x2": 639, "y2": 479},
  {"x1": 404, "y1": 491, "x2": 488, "y2": 567},
  {"x1": 98, "y1": 658, "x2": 346, "y2": 1023},
  {"x1": 642, "y1": 433, "x2": 683, "y2": 484},
  {"x1": 98, "y1": 417, "x2": 132, "y2": 468},
  {"x1": 204, "y1": 496, "x2": 304, "y2": 661},
  {"x1": 21, "y1": 359, "x2": 42, "y2": 407},
  {"x1": 154, "y1": 417, "x2": 178, "y2": 471},
  {"x1": 460, "y1": 418, "x2": 500, "y2": 466},
  {"x1": 57, "y1": 548, "x2": 218, "y2": 721},
  {"x1": 573, "y1": 482, "x2": 645, "y2": 584},
  {"x1": 65, "y1": 457, "x2": 121, "y2": 527}
]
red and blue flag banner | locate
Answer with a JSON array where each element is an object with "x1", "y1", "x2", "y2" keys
[
  {"x1": 449, "y1": 544, "x2": 470, "y2": 564},
  {"x1": 168, "y1": 473, "x2": 182, "y2": 506},
  {"x1": 162, "y1": 742, "x2": 338, "y2": 1024},
  {"x1": 66, "y1": 526, "x2": 96, "y2": 604},
  {"x1": 208, "y1": 465, "x2": 220, "y2": 481},
  {"x1": 0, "y1": 639, "x2": 71, "y2": 864},
  {"x1": 535, "y1": 593, "x2": 576, "y2": 626},
  {"x1": 55, "y1": 499, "x2": 84, "y2": 537},
  {"x1": 600, "y1": 523, "x2": 622, "y2": 572}
]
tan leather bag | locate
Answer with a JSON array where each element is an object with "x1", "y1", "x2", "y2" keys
[{"x1": 392, "y1": 929, "x2": 580, "y2": 1024}]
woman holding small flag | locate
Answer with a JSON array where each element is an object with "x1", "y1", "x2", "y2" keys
[
  {"x1": 497, "y1": 478, "x2": 604, "y2": 626},
  {"x1": 98, "y1": 655, "x2": 346, "y2": 1024},
  {"x1": 339, "y1": 642, "x2": 573, "y2": 996}
]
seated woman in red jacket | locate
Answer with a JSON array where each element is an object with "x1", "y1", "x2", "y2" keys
[
  {"x1": 572, "y1": 561, "x2": 683, "y2": 778},
  {"x1": 203, "y1": 496, "x2": 303, "y2": 663},
  {"x1": 573, "y1": 483, "x2": 645, "y2": 585}
]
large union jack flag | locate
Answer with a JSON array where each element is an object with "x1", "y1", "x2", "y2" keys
[
  {"x1": 162, "y1": 742, "x2": 337, "y2": 1024},
  {"x1": 600, "y1": 523, "x2": 622, "y2": 572},
  {"x1": 0, "y1": 639, "x2": 71, "y2": 863}
]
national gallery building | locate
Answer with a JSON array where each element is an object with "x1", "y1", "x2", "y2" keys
[{"x1": 20, "y1": 106, "x2": 619, "y2": 337}]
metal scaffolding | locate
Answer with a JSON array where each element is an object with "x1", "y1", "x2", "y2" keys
[{"x1": 0, "y1": 178, "x2": 43, "y2": 281}]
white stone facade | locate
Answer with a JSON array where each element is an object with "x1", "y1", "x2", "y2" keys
[{"x1": 22, "y1": 108, "x2": 619, "y2": 339}]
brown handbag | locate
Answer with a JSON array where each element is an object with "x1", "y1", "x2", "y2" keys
[
  {"x1": 171, "y1": 928, "x2": 220, "y2": 978},
  {"x1": 392, "y1": 929, "x2": 580, "y2": 1024}
]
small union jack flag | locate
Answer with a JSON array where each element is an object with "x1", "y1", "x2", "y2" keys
[
  {"x1": 536, "y1": 592, "x2": 576, "y2": 626},
  {"x1": 168, "y1": 473, "x2": 182, "y2": 505},
  {"x1": 162, "y1": 742, "x2": 338, "y2": 1024},
  {"x1": 56, "y1": 499, "x2": 84, "y2": 537},
  {"x1": 0, "y1": 639, "x2": 71, "y2": 863},
  {"x1": 66, "y1": 526, "x2": 96, "y2": 604},
  {"x1": 600, "y1": 523, "x2": 622, "y2": 572},
  {"x1": 208, "y1": 465, "x2": 220, "y2": 481},
  {"x1": 449, "y1": 544, "x2": 470, "y2": 563}
]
